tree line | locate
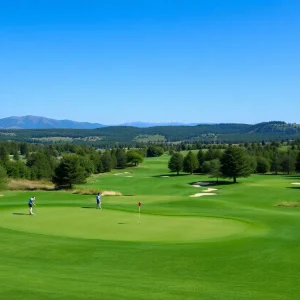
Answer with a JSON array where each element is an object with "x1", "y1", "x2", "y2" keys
[
  {"x1": 168, "y1": 142, "x2": 300, "y2": 183},
  {"x1": 1, "y1": 121, "x2": 300, "y2": 145},
  {"x1": 0, "y1": 142, "x2": 168, "y2": 189}
]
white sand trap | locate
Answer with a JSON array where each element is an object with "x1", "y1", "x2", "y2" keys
[
  {"x1": 161, "y1": 176, "x2": 170, "y2": 178},
  {"x1": 203, "y1": 188, "x2": 218, "y2": 192},
  {"x1": 192, "y1": 185, "x2": 201, "y2": 188},
  {"x1": 101, "y1": 191, "x2": 122, "y2": 196},
  {"x1": 291, "y1": 183, "x2": 300, "y2": 185},
  {"x1": 190, "y1": 193, "x2": 217, "y2": 197},
  {"x1": 114, "y1": 172, "x2": 131, "y2": 176}
]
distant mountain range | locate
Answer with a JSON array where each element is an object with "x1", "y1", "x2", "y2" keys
[
  {"x1": 0, "y1": 116, "x2": 106, "y2": 129},
  {"x1": 0, "y1": 116, "x2": 204, "y2": 129}
]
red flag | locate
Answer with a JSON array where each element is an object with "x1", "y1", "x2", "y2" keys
[{"x1": 138, "y1": 202, "x2": 142, "y2": 207}]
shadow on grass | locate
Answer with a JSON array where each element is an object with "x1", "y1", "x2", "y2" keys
[
  {"x1": 286, "y1": 187, "x2": 300, "y2": 190},
  {"x1": 152, "y1": 174, "x2": 190, "y2": 178},
  {"x1": 12, "y1": 213, "x2": 30, "y2": 216},
  {"x1": 189, "y1": 180, "x2": 235, "y2": 187},
  {"x1": 283, "y1": 175, "x2": 300, "y2": 179},
  {"x1": 81, "y1": 206, "x2": 96, "y2": 209}
]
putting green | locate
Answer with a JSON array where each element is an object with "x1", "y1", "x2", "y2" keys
[{"x1": 0, "y1": 207, "x2": 256, "y2": 242}]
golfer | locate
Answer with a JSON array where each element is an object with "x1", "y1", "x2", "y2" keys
[
  {"x1": 28, "y1": 196, "x2": 35, "y2": 215},
  {"x1": 96, "y1": 193, "x2": 101, "y2": 209}
]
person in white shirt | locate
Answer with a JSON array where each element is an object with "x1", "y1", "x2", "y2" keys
[{"x1": 96, "y1": 193, "x2": 101, "y2": 209}]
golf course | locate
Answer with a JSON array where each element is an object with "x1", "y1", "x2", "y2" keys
[{"x1": 0, "y1": 154, "x2": 300, "y2": 299}]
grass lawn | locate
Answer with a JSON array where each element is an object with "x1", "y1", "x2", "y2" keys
[{"x1": 0, "y1": 154, "x2": 300, "y2": 299}]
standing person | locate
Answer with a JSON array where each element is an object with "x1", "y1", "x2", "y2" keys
[
  {"x1": 96, "y1": 193, "x2": 101, "y2": 209},
  {"x1": 28, "y1": 196, "x2": 35, "y2": 215}
]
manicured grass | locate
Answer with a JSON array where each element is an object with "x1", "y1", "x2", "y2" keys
[
  {"x1": 0, "y1": 207, "x2": 255, "y2": 242},
  {"x1": 0, "y1": 154, "x2": 300, "y2": 299}
]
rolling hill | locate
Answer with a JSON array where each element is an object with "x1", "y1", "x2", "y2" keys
[
  {"x1": 0, "y1": 117, "x2": 299, "y2": 144},
  {"x1": 0, "y1": 115, "x2": 106, "y2": 129}
]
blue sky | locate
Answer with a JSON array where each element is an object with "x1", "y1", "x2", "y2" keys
[{"x1": 0, "y1": 0, "x2": 299, "y2": 125}]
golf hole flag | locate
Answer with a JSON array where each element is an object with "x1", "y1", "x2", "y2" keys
[{"x1": 138, "y1": 202, "x2": 142, "y2": 224}]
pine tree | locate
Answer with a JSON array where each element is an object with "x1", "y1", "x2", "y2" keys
[
  {"x1": 296, "y1": 152, "x2": 300, "y2": 173},
  {"x1": 183, "y1": 151, "x2": 199, "y2": 174},
  {"x1": 52, "y1": 154, "x2": 88, "y2": 189},
  {"x1": 168, "y1": 152, "x2": 183, "y2": 175},
  {"x1": 220, "y1": 146, "x2": 252, "y2": 183}
]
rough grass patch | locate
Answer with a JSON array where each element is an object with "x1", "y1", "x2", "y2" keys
[
  {"x1": 276, "y1": 202, "x2": 300, "y2": 207},
  {"x1": 8, "y1": 179, "x2": 55, "y2": 191},
  {"x1": 73, "y1": 189, "x2": 122, "y2": 196}
]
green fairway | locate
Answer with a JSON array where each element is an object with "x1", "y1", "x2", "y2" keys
[
  {"x1": 1, "y1": 154, "x2": 300, "y2": 299},
  {"x1": 0, "y1": 207, "x2": 257, "y2": 242}
]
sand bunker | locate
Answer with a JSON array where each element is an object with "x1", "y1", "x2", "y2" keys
[
  {"x1": 291, "y1": 183, "x2": 300, "y2": 185},
  {"x1": 161, "y1": 176, "x2": 170, "y2": 178},
  {"x1": 190, "y1": 193, "x2": 217, "y2": 197},
  {"x1": 101, "y1": 191, "x2": 122, "y2": 196},
  {"x1": 203, "y1": 188, "x2": 218, "y2": 192}
]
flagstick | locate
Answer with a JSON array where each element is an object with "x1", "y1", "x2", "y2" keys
[{"x1": 138, "y1": 206, "x2": 141, "y2": 224}]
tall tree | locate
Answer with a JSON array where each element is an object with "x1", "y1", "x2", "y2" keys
[
  {"x1": 0, "y1": 165, "x2": 7, "y2": 190},
  {"x1": 168, "y1": 152, "x2": 183, "y2": 175},
  {"x1": 296, "y1": 152, "x2": 300, "y2": 173},
  {"x1": 280, "y1": 150, "x2": 297, "y2": 174},
  {"x1": 208, "y1": 159, "x2": 222, "y2": 182},
  {"x1": 256, "y1": 157, "x2": 270, "y2": 174},
  {"x1": 201, "y1": 161, "x2": 211, "y2": 174},
  {"x1": 110, "y1": 150, "x2": 117, "y2": 169},
  {"x1": 126, "y1": 150, "x2": 144, "y2": 166},
  {"x1": 52, "y1": 154, "x2": 88, "y2": 189},
  {"x1": 0, "y1": 145, "x2": 9, "y2": 167},
  {"x1": 115, "y1": 148, "x2": 127, "y2": 169},
  {"x1": 205, "y1": 148, "x2": 222, "y2": 161},
  {"x1": 183, "y1": 151, "x2": 199, "y2": 174},
  {"x1": 90, "y1": 152, "x2": 103, "y2": 173},
  {"x1": 147, "y1": 146, "x2": 164, "y2": 157},
  {"x1": 19, "y1": 143, "x2": 30, "y2": 156},
  {"x1": 270, "y1": 150, "x2": 280, "y2": 174},
  {"x1": 197, "y1": 150, "x2": 205, "y2": 172},
  {"x1": 101, "y1": 151, "x2": 113, "y2": 172},
  {"x1": 26, "y1": 152, "x2": 54, "y2": 179},
  {"x1": 79, "y1": 155, "x2": 95, "y2": 176},
  {"x1": 220, "y1": 146, "x2": 252, "y2": 183}
]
